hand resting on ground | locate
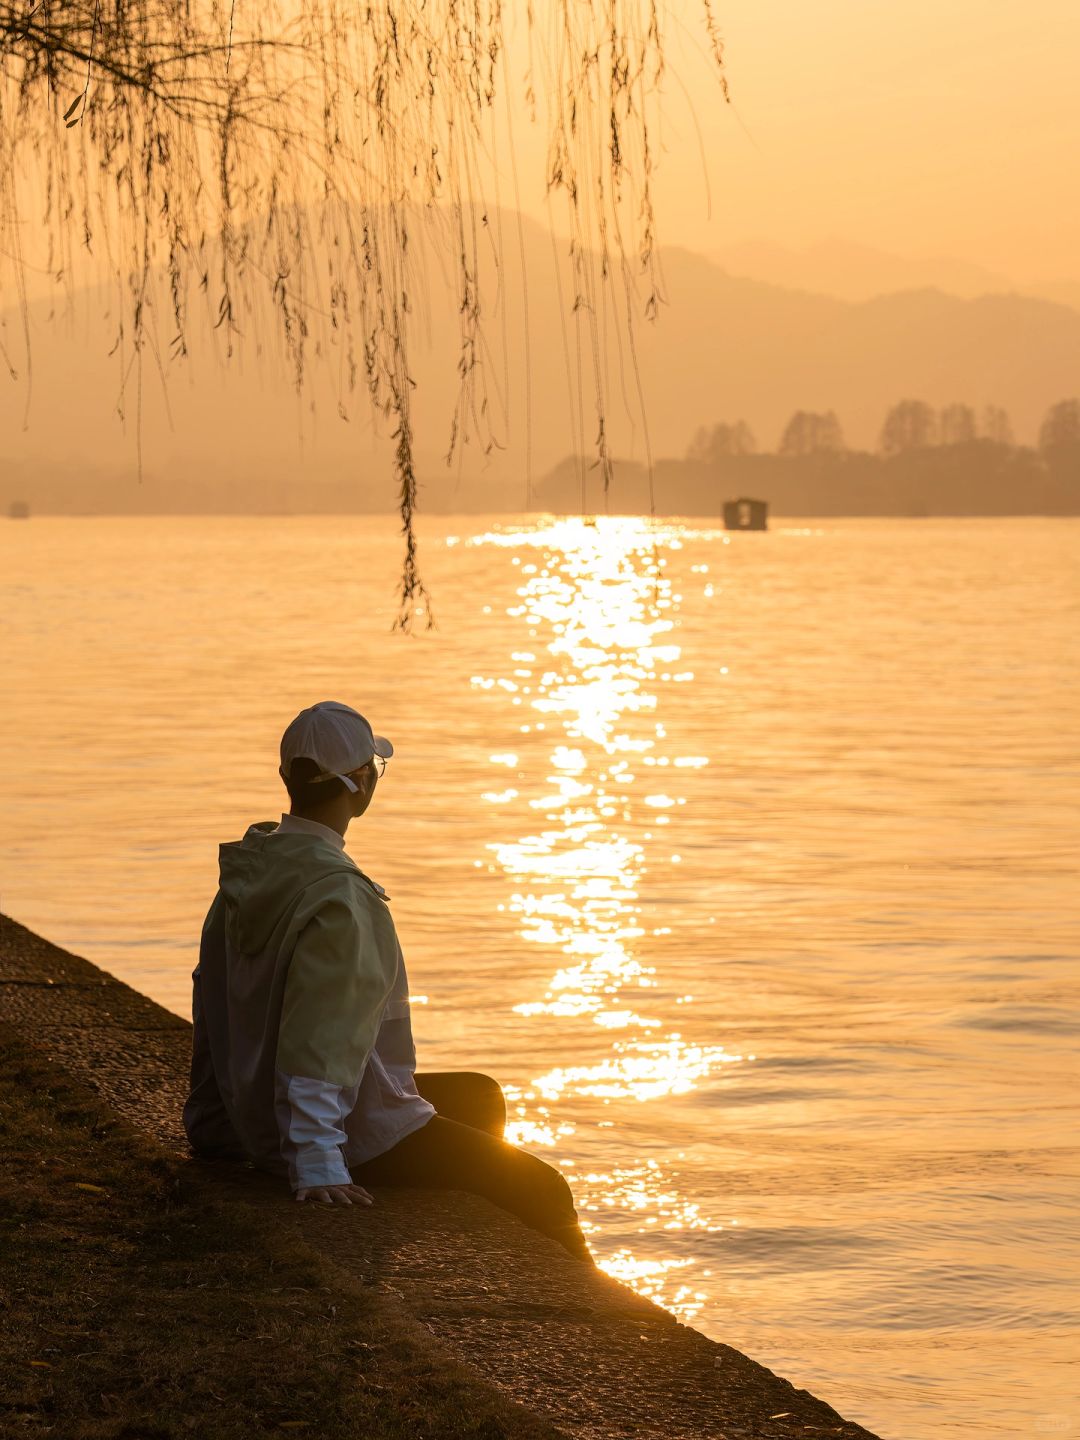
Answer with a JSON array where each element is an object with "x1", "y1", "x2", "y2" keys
[{"x1": 294, "y1": 1182, "x2": 374, "y2": 1206}]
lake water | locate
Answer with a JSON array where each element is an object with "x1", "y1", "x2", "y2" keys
[{"x1": 2, "y1": 514, "x2": 1077, "y2": 1440}]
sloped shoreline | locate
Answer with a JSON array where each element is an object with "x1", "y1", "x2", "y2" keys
[{"x1": 0, "y1": 912, "x2": 882, "y2": 1440}]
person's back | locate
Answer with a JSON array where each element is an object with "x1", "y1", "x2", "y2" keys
[{"x1": 184, "y1": 815, "x2": 434, "y2": 1189}]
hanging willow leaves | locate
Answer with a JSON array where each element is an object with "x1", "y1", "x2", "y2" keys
[{"x1": 0, "y1": 0, "x2": 727, "y2": 629}]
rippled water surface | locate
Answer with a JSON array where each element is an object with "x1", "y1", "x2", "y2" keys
[{"x1": 2, "y1": 514, "x2": 1078, "y2": 1440}]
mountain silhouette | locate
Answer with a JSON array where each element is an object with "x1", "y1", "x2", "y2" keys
[{"x1": 3, "y1": 210, "x2": 1080, "y2": 513}]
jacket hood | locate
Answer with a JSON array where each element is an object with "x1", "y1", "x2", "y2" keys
[{"x1": 218, "y1": 821, "x2": 360, "y2": 954}]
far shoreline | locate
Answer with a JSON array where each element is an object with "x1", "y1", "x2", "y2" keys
[{"x1": 4, "y1": 508, "x2": 1080, "y2": 520}]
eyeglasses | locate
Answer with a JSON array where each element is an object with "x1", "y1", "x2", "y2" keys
[
  {"x1": 345, "y1": 756, "x2": 388, "y2": 783},
  {"x1": 308, "y1": 755, "x2": 388, "y2": 787}
]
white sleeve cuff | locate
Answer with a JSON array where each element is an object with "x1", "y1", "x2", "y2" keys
[
  {"x1": 291, "y1": 1150, "x2": 353, "y2": 1191},
  {"x1": 275, "y1": 1071, "x2": 357, "y2": 1191}
]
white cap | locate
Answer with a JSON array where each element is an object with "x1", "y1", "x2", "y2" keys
[{"x1": 279, "y1": 701, "x2": 394, "y2": 795}]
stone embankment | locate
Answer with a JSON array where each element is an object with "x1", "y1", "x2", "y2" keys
[{"x1": 0, "y1": 913, "x2": 881, "y2": 1440}]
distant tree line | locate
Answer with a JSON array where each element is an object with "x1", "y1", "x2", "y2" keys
[
  {"x1": 534, "y1": 398, "x2": 1080, "y2": 516},
  {"x1": 688, "y1": 398, "x2": 1080, "y2": 462}
]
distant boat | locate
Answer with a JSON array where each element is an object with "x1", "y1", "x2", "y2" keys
[
  {"x1": 723, "y1": 496, "x2": 768, "y2": 531},
  {"x1": 8, "y1": 500, "x2": 30, "y2": 519}
]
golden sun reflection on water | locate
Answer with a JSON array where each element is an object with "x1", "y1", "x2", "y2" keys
[
  {"x1": 596, "y1": 1251, "x2": 705, "y2": 1319},
  {"x1": 467, "y1": 516, "x2": 744, "y2": 1315}
]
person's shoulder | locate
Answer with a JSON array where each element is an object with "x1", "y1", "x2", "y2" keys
[
  {"x1": 302, "y1": 865, "x2": 390, "y2": 915},
  {"x1": 351, "y1": 868, "x2": 391, "y2": 906}
]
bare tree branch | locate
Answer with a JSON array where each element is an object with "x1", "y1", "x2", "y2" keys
[{"x1": 0, "y1": 0, "x2": 727, "y2": 629}]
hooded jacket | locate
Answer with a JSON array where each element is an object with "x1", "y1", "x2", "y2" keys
[{"x1": 182, "y1": 819, "x2": 435, "y2": 1190}]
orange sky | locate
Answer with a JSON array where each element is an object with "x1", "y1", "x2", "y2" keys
[
  {"x1": 6, "y1": 0, "x2": 1076, "y2": 307},
  {"x1": 505, "y1": 0, "x2": 1080, "y2": 283}
]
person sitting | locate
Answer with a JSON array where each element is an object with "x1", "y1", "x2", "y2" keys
[{"x1": 182, "y1": 699, "x2": 592, "y2": 1263}]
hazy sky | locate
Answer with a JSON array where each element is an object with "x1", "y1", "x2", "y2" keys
[
  {"x1": 6, "y1": 0, "x2": 1080, "y2": 481},
  {"x1": 6, "y1": 0, "x2": 1075, "y2": 312},
  {"x1": 506, "y1": 0, "x2": 1079, "y2": 283}
]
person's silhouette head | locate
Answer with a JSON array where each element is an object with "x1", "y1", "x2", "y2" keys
[
  {"x1": 277, "y1": 701, "x2": 392, "y2": 835},
  {"x1": 279, "y1": 753, "x2": 383, "y2": 828}
]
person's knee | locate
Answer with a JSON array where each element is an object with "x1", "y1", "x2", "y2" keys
[
  {"x1": 466, "y1": 1071, "x2": 507, "y2": 1137},
  {"x1": 469, "y1": 1071, "x2": 504, "y2": 1107}
]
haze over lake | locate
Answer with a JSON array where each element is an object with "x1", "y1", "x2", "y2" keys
[{"x1": 2, "y1": 512, "x2": 1077, "y2": 1440}]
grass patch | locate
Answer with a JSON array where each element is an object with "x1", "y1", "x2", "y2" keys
[{"x1": 0, "y1": 1026, "x2": 564, "y2": 1440}]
